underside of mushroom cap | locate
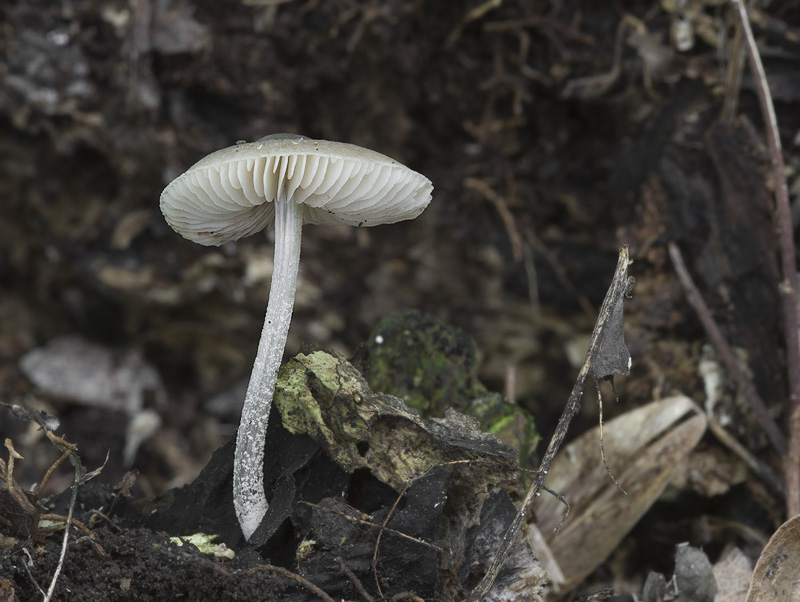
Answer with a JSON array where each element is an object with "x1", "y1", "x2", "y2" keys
[{"x1": 160, "y1": 135, "x2": 433, "y2": 246}]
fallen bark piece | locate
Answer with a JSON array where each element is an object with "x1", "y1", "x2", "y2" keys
[
  {"x1": 460, "y1": 489, "x2": 548, "y2": 602},
  {"x1": 275, "y1": 348, "x2": 520, "y2": 494},
  {"x1": 274, "y1": 348, "x2": 545, "y2": 600}
]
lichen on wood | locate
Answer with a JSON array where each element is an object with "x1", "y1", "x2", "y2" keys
[
  {"x1": 366, "y1": 310, "x2": 540, "y2": 471},
  {"x1": 273, "y1": 346, "x2": 546, "y2": 599},
  {"x1": 274, "y1": 348, "x2": 521, "y2": 496}
]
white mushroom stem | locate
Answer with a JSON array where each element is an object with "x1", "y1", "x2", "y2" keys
[{"x1": 233, "y1": 194, "x2": 304, "y2": 541}]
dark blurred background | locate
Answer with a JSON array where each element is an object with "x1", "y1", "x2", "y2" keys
[{"x1": 1, "y1": 3, "x2": 797, "y2": 586}]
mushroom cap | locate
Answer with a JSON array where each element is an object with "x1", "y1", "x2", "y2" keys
[{"x1": 160, "y1": 134, "x2": 433, "y2": 246}]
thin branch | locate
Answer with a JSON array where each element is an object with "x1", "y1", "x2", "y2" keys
[
  {"x1": 728, "y1": 0, "x2": 800, "y2": 515},
  {"x1": 720, "y1": 11, "x2": 746, "y2": 123},
  {"x1": 43, "y1": 447, "x2": 79, "y2": 602},
  {"x1": 39, "y1": 514, "x2": 97, "y2": 542},
  {"x1": 257, "y1": 565, "x2": 335, "y2": 602},
  {"x1": 668, "y1": 242, "x2": 786, "y2": 455},
  {"x1": 298, "y1": 501, "x2": 440, "y2": 551},
  {"x1": 389, "y1": 593, "x2": 426, "y2": 602},
  {"x1": 705, "y1": 416, "x2": 785, "y2": 498},
  {"x1": 468, "y1": 246, "x2": 632, "y2": 600},
  {"x1": 372, "y1": 479, "x2": 414, "y2": 600},
  {"x1": 21, "y1": 548, "x2": 46, "y2": 599},
  {"x1": 335, "y1": 556, "x2": 375, "y2": 602},
  {"x1": 34, "y1": 448, "x2": 73, "y2": 498},
  {"x1": 464, "y1": 177, "x2": 524, "y2": 262},
  {"x1": 3, "y1": 440, "x2": 37, "y2": 516},
  {"x1": 594, "y1": 380, "x2": 626, "y2": 494},
  {"x1": 88, "y1": 510, "x2": 123, "y2": 532}
]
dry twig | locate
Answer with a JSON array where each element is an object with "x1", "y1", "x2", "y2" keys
[
  {"x1": 468, "y1": 247, "x2": 633, "y2": 600},
  {"x1": 298, "y1": 501, "x2": 440, "y2": 552},
  {"x1": 1, "y1": 412, "x2": 106, "y2": 602},
  {"x1": 20, "y1": 550, "x2": 46, "y2": 599},
  {"x1": 705, "y1": 416, "x2": 785, "y2": 499},
  {"x1": 464, "y1": 177, "x2": 524, "y2": 262},
  {"x1": 257, "y1": 565, "x2": 335, "y2": 602},
  {"x1": 335, "y1": 556, "x2": 375, "y2": 602},
  {"x1": 720, "y1": 11, "x2": 746, "y2": 123},
  {"x1": 668, "y1": 242, "x2": 786, "y2": 456},
  {"x1": 44, "y1": 446, "x2": 80, "y2": 602},
  {"x1": 728, "y1": 0, "x2": 800, "y2": 518},
  {"x1": 37, "y1": 431, "x2": 82, "y2": 602},
  {"x1": 371, "y1": 478, "x2": 416, "y2": 600}
]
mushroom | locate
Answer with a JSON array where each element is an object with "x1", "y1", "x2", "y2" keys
[{"x1": 160, "y1": 134, "x2": 433, "y2": 540}]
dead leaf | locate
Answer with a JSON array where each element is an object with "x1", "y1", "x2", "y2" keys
[
  {"x1": 0, "y1": 578, "x2": 16, "y2": 601},
  {"x1": 669, "y1": 445, "x2": 748, "y2": 497},
  {"x1": 537, "y1": 396, "x2": 707, "y2": 591},
  {"x1": 19, "y1": 336, "x2": 165, "y2": 415},
  {"x1": 111, "y1": 209, "x2": 152, "y2": 250},
  {"x1": 746, "y1": 514, "x2": 800, "y2": 602},
  {"x1": 713, "y1": 547, "x2": 752, "y2": 602},
  {"x1": 590, "y1": 268, "x2": 633, "y2": 386},
  {"x1": 672, "y1": 543, "x2": 717, "y2": 602}
]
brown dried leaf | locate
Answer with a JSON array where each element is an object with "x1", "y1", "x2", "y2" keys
[
  {"x1": 537, "y1": 396, "x2": 707, "y2": 591},
  {"x1": 669, "y1": 445, "x2": 748, "y2": 497},
  {"x1": 746, "y1": 515, "x2": 800, "y2": 602},
  {"x1": 114, "y1": 469, "x2": 139, "y2": 499}
]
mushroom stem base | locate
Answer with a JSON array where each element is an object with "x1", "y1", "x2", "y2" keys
[{"x1": 233, "y1": 195, "x2": 303, "y2": 541}]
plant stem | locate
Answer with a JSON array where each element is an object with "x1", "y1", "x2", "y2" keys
[
  {"x1": 233, "y1": 194, "x2": 303, "y2": 540},
  {"x1": 468, "y1": 247, "x2": 632, "y2": 600},
  {"x1": 729, "y1": 0, "x2": 800, "y2": 516},
  {"x1": 668, "y1": 242, "x2": 786, "y2": 455}
]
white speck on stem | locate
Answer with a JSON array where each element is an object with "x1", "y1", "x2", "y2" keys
[
  {"x1": 233, "y1": 194, "x2": 303, "y2": 540},
  {"x1": 374, "y1": 334, "x2": 384, "y2": 345}
]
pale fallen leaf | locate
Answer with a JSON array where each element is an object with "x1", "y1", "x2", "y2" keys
[
  {"x1": 19, "y1": 335, "x2": 165, "y2": 415},
  {"x1": 111, "y1": 208, "x2": 152, "y2": 250},
  {"x1": 537, "y1": 396, "x2": 707, "y2": 592},
  {"x1": 714, "y1": 547, "x2": 752, "y2": 602}
]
